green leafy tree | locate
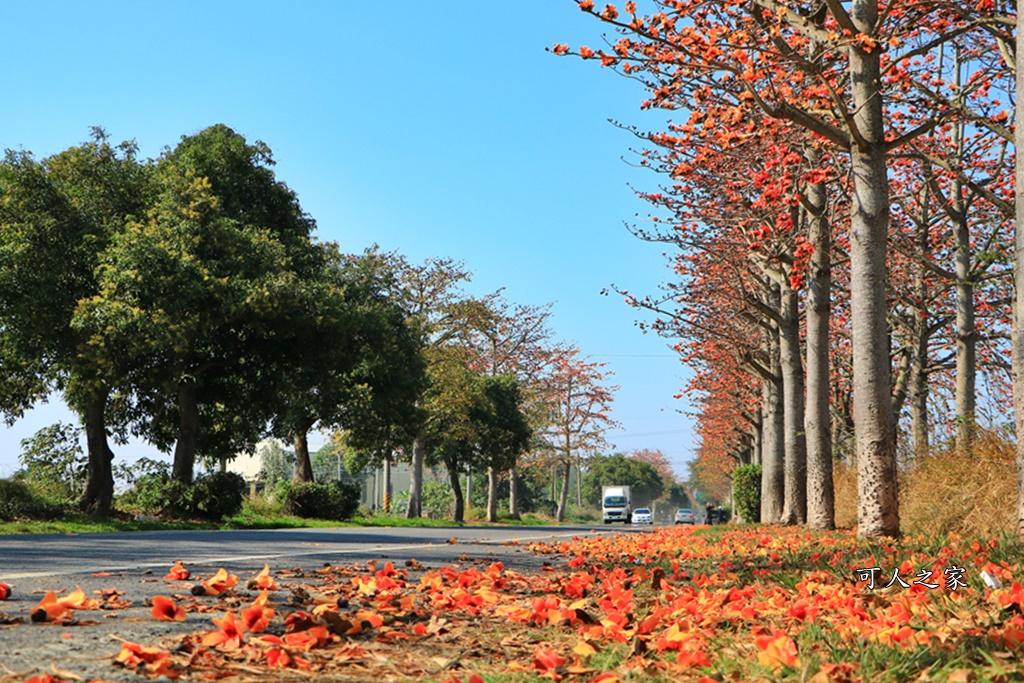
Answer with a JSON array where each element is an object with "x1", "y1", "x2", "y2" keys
[
  {"x1": 0, "y1": 129, "x2": 152, "y2": 515},
  {"x1": 582, "y1": 454, "x2": 664, "y2": 510},
  {"x1": 473, "y1": 375, "x2": 532, "y2": 522},
  {"x1": 272, "y1": 247, "x2": 425, "y2": 482},
  {"x1": 75, "y1": 124, "x2": 320, "y2": 483},
  {"x1": 257, "y1": 441, "x2": 295, "y2": 490},
  {"x1": 17, "y1": 423, "x2": 87, "y2": 500}
]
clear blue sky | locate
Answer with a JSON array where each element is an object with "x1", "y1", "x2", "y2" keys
[{"x1": 0, "y1": 1, "x2": 695, "y2": 479}]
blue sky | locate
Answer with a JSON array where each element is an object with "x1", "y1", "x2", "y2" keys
[{"x1": 0, "y1": 1, "x2": 695, "y2": 479}]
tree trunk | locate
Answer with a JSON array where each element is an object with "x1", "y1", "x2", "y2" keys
[
  {"x1": 555, "y1": 461, "x2": 572, "y2": 522},
  {"x1": 406, "y1": 434, "x2": 425, "y2": 518},
  {"x1": 447, "y1": 457, "x2": 464, "y2": 523},
  {"x1": 804, "y1": 180, "x2": 835, "y2": 530},
  {"x1": 752, "y1": 404, "x2": 763, "y2": 466},
  {"x1": 778, "y1": 280, "x2": 807, "y2": 525},
  {"x1": 486, "y1": 466, "x2": 499, "y2": 522},
  {"x1": 172, "y1": 378, "x2": 199, "y2": 484},
  {"x1": 760, "y1": 316, "x2": 785, "y2": 524},
  {"x1": 508, "y1": 467, "x2": 520, "y2": 519},
  {"x1": 911, "y1": 196, "x2": 931, "y2": 460},
  {"x1": 954, "y1": 209, "x2": 977, "y2": 452},
  {"x1": 1014, "y1": 0, "x2": 1024, "y2": 542},
  {"x1": 293, "y1": 431, "x2": 313, "y2": 482},
  {"x1": 849, "y1": 0, "x2": 899, "y2": 538},
  {"x1": 78, "y1": 384, "x2": 115, "y2": 517}
]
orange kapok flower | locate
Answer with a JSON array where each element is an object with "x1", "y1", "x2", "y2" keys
[
  {"x1": 241, "y1": 591, "x2": 274, "y2": 633},
  {"x1": 30, "y1": 591, "x2": 71, "y2": 622},
  {"x1": 164, "y1": 562, "x2": 190, "y2": 581},
  {"x1": 151, "y1": 595, "x2": 186, "y2": 622},
  {"x1": 202, "y1": 612, "x2": 245, "y2": 650},
  {"x1": 755, "y1": 632, "x2": 800, "y2": 672},
  {"x1": 247, "y1": 563, "x2": 278, "y2": 591},
  {"x1": 0, "y1": 582, "x2": 10, "y2": 600}
]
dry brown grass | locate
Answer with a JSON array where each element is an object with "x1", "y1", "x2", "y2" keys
[
  {"x1": 830, "y1": 428, "x2": 1016, "y2": 537},
  {"x1": 832, "y1": 460, "x2": 859, "y2": 529}
]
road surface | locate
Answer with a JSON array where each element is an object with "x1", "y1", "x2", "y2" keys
[{"x1": 0, "y1": 524, "x2": 652, "y2": 680}]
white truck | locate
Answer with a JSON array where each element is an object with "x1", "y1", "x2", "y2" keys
[{"x1": 602, "y1": 485, "x2": 633, "y2": 524}]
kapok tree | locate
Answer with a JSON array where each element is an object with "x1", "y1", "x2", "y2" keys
[
  {"x1": 538, "y1": 346, "x2": 618, "y2": 522},
  {"x1": 566, "y1": 0, "x2": 1011, "y2": 537}
]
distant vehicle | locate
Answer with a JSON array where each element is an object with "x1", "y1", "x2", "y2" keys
[
  {"x1": 632, "y1": 508, "x2": 653, "y2": 525},
  {"x1": 602, "y1": 485, "x2": 633, "y2": 524},
  {"x1": 674, "y1": 508, "x2": 695, "y2": 525}
]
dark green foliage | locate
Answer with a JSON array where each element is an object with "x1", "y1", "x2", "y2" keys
[
  {"x1": 733, "y1": 464, "x2": 762, "y2": 523},
  {"x1": 190, "y1": 471, "x2": 246, "y2": 520},
  {"x1": 582, "y1": 454, "x2": 664, "y2": 507},
  {"x1": 281, "y1": 480, "x2": 360, "y2": 520},
  {"x1": 122, "y1": 471, "x2": 244, "y2": 520},
  {"x1": 0, "y1": 479, "x2": 62, "y2": 521}
]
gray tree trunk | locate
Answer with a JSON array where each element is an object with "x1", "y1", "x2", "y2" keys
[
  {"x1": 954, "y1": 210, "x2": 977, "y2": 451},
  {"x1": 487, "y1": 466, "x2": 499, "y2": 522},
  {"x1": 849, "y1": 0, "x2": 899, "y2": 538},
  {"x1": 406, "y1": 434, "x2": 426, "y2": 518},
  {"x1": 760, "y1": 323, "x2": 785, "y2": 524},
  {"x1": 555, "y1": 461, "x2": 571, "y2": 522},
  {"x1": 508, "y1": 467, "x2": 521, "y2": 519},
  {"x1": 1014, "y1": 0, "x2": 1024, "y2": 542},
  {"x1": 778, "y1": 280, "x2": 807, "y2": 525},
  {"x1": 804, "y1": 181, "x2": 835, "y2": 530},
  {"x1": 911, "y1": 194, "x2": 931, "y2": 460}
]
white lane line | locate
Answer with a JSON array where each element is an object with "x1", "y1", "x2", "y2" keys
[{"x1": 1, "y1": 530, "x2": 605, "y2": 581}]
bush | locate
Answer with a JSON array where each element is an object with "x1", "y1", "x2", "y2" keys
[
  {"x1": 732, "y1": 464, "x2": 762, "y2": 524},
  {"x1": 121, "y1": 474, "x2": 189, "y2": 516},
  {"x1": 0, "y1": 478, "x2": 62, "y2": 521},
  {"x1": 190, "y1": 472, "x2": 246, "y2": 521},
  {"x1": 283, "y1": 481, "x2": 360, "y2": 520},
  {"x1": 120, "y1": 471, "x2": 245, "y2": 520}
]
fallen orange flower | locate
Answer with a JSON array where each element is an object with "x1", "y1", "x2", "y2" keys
[
  {"x1": 30, "y1": 591, "x2": 72, "y2": 622},
  {"x1": 164, "y1": 562, "x2": 190, "y2": 581},
  {"x1": 241, "y1": 591, "x2": 275, "y2": 633},
  {"x1": 247, "y1": 563, "x2": 278, "y2": 591},
  {"x1": 202, "y1": 612, "x2": 245, "y2": 650},
  {"x1": 193, "y1": 567, "x2": 239, "y2": 596},
  {"x1": 151, "y1": 595, "x2": 186, "y2": 622},
  {"x1": 21, "y1": 676, "x2": 67, "y2": 683},
  {"x1": 755, "y1": 632, "x2": 800, "y2": 672},
  {"x1": 0, "y1": 582, "x2": 10, "y2": 600},
  {"x1": 533, "y1": 646, "x2": 566, "y2": 672}
]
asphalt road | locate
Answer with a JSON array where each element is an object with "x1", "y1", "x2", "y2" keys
[{"x1": 0, "y1": 524, "x2": 652, "y2": 680}]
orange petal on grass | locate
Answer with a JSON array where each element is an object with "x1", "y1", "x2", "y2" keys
[
  {"x1": 533, "y1": 646, "x2": 566, "y2": 672},
  {"x1": 755, "y1": 633, "x2": 800, "y2": 672},
  {"x1": 151, "y1": 595, "x2": 186, "y2": 622}
]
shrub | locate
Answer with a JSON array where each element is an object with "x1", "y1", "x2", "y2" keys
[
  {"x1": 122, "y1": 474, "x2": 189, "y2": 516},
  {"x1": 0, "y1": 478, "x2": 62, "y2": 521},
  {"x1": 732, "y1": 464, "x2": 762, "y2": 524},
  {"x1": 283, "y1": 481, "x2": 360, "y2": 520},
  {"x1": 190, "y1": 472, "x2": 246, "y2": 521}
]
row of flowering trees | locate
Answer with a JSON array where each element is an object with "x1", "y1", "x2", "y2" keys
[{"x1": 565, "y1": 0, "x2": 1017, "y2": 537}]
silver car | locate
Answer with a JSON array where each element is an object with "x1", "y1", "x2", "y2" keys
[{"x1": 674, "y1": 508, "x2": 696, "y2": 525}]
